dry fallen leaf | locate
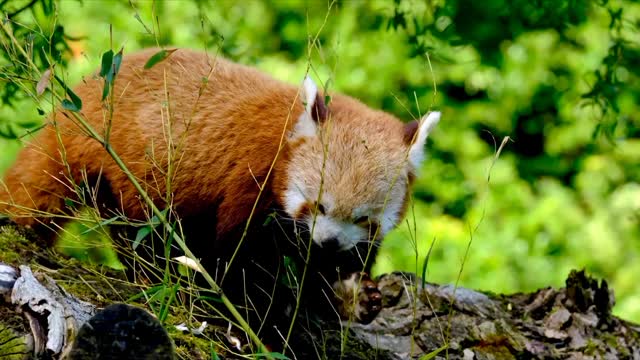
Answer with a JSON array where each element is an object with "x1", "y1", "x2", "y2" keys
[{"x1": 36, "y1": 68, "x2": 52, "y2": 96}]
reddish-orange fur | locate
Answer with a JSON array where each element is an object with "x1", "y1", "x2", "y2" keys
[
  {"x1": 0, "y1": 48, "x2": 412, "y2": 240},
  {"x1": 0, "y1": 48, "x2": 441, "y2": 330},
  {"x1": 1, "y1": 49, "x2": 295, "y2": 237}
]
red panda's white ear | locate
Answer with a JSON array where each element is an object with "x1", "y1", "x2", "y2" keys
[
  {"x1": 407, "y1": 111, "x2": 440, "y2": 171},
  {"x1": 291, "y1": 76, "x2": 327, "y2": 140},
  {"x1": 302, "y1": 76, "x2": 318, "y2": 115}
]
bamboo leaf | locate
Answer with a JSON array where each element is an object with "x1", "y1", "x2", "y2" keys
[
  {"x1": 53, "y1": 74, "x2": 83, "y2": 111},
  {"x1": 144, "y1": 49, "x2": 177, "y2": 69},
  {"x1": 61, "y1": 99, "x2": 80, "y2": 112},
  {"x1": 102, "y1": 48, "x2": 124, "y2": 100},
  {"x1": 107, "y1": 47, "x2": 124, "y2": 83},
  {"x1": 102, "y1": 81, "x2": 110, "y2": 101},
  {"x1": 99, "y1": 49, "x2": 113, "y2": 77},
  {"x1": 68, "y1": 89, "x2": 82, "y2": 110}
]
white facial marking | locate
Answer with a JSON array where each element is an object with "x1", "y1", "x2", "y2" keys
[
  {"x1": 352, "y1": 205, "x2": 371, "y2": 219},
  {"x1": 409, "y1": 111, "x2": 440, "y2": 171},
  {"x1": 310, "y1": 215, "x2": 366, "y2": 251},
  {"x1": 379, "y1": 186, "x2": 406, "y2": 236},
  {"x1": 283, "y1": 187, "x2": 306, "y2": 217}
]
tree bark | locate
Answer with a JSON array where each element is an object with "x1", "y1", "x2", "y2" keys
[
  {"x1": 290, "y1": 271, "x2": 640, "y2": 359},
  {"x1": 0, "y1": 220, "x2": 638, "y2": 360}
]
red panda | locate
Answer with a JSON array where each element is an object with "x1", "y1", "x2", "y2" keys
[{"x1": 0, "y1": 48, "x2": 439, "y2": 327}]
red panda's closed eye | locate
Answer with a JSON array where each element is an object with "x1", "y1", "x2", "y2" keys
[
  {"x1": 315, "y1": 203, "x2": 326, "y2": 215},
  {"x1": 354, "y1": 216, "x2": 370, "y2": 225}
]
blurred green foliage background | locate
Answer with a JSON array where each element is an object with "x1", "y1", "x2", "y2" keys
[{"x1": 1, "y1": 0, "x2": 638, "y2": 321}]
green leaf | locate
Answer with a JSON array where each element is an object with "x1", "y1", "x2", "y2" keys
[
  {"x1": 255, "y1": 353, "x2": 290, "y2": 360},
  {"x1": 263, "y1": 212, "x2": 277, "y2": 226},
  {"x1": 61, "y1": 99, "x2": 80, "y2": 112},
  {"x1": 210, "y1": 343, "x2": 221, "y2": 360},
  {"x1": 64, "y1": 198, "x2": 76, "y2": 210},
  {"x1": 127, "y1": 284, "x2": 165, "y2": 302},
  {"x1": 100, "y1": 50, "x2": 113, "y2": 101},
  {"x1": 144, "y1": 49, "x2": 177, "y2": 69},
  {"x1": 419, "y1": 344, "x2": 448, "y2": 360},
  {"x1": 280, "y1": 256, "x2": 299, "y2": 289},
  {"x1": 67, "y1": 88, "x2": 82, "y2": 111},
  {"x1": 67, "y1": 89, "x2": 83, "y2": 111},
  {"x1": 158, "y1": 283, "x2": 179, "y2": 323},
  {"x1": 132, "y1": 208, "x2": 169, "y2": 249},
  {"x1": 56, "y1": 77, "x2": 83, "y2": 111},
  {"x1": 108, "y1": 47, "x2": 124, "y2": 83},
  {"x1": 102, "y1": 48, "x2": 124, "y2": 100},
  {"x1": 133, "y1": 226, "x2": 152, "y2": 250},
  {"x1": 421, "y1": 237, "x2": 436, "y2": 288},
  {"x1": 99, "y1": 49, "x2": 114, "y2": 77},
  {"x1": 102, "y1": 81, "x2": 110, "y2": 101}
]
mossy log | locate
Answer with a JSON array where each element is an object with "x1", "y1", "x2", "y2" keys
[{"x1": 0, "y1": 220, "x2": 638, "y2": 360}]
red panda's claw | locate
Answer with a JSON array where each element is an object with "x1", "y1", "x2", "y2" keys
[
  {"x1": 356, "y1": 275, "x2": 383, "y2": 324},
  {"x1": 333, "y1": 272, "x2": 382, "y2": 324}
]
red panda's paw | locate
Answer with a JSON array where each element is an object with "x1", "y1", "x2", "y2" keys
[{"x1": 333, "y1": 272, "x2": 382, "y2": 324}]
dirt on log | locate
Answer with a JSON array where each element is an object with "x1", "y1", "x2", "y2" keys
[{"x1": 0, "y1": 219, "x2": 638, "y2": 360}]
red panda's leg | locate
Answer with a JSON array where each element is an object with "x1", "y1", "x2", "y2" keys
[{"x1": 0, "y1": 140, "x2": 76, "y2": 243}]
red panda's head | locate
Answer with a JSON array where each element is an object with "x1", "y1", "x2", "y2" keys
[{"x1": 280, "y1": 77, "x2": 440, "y2": 253}]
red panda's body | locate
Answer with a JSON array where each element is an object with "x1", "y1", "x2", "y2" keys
[
  {"x1": 0, "y1": 48, "x2": 440, "y2": 330},
  {"x1": 3, "y1": 49, "x2": 300, "y2": 236}
]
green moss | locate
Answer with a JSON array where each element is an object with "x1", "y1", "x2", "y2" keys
[
  {"x1": 168, "y1": 326, "x2": 221, "y2": 360},
  {"x1": 583, "y1": 338, "x2": 598, "y2": 356},
  {"x1": 601, "y1": 332, "x2": 630, "y2": 357},
  {"x1": 0, "y1": 224, "x2": 38, "y2": 264},
  {"x1": 0, "y1": 306, "x2": 31, "y2": 360},
  {"x1": 0, "y1": 324, "x2": 30, "y2": 360},
  {"x1": 53, "y1": 258, "x2": 137, "y2": 306}
]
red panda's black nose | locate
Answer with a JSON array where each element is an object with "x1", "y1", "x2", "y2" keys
[{"x1": 321, "y1": 238, "x2": 340, "y2": 252}]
